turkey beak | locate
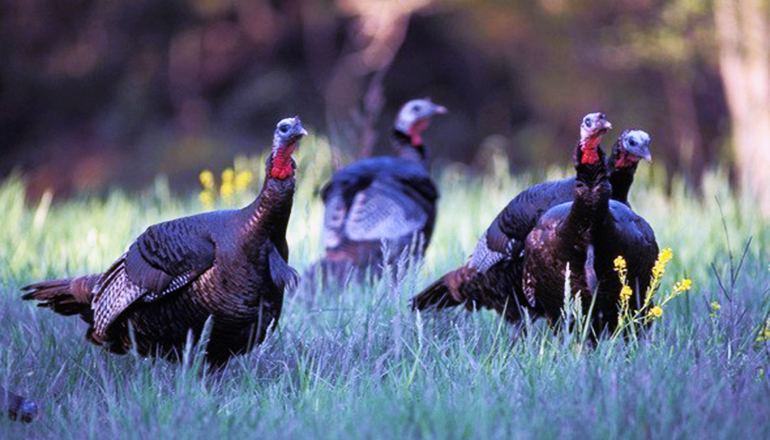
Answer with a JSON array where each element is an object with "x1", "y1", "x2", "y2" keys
[
  {"x1": 286, "y1": 124, "x2": 308, "y2": 150},
  {"x1": 597, "y1": 120, "x2": 612, "y2": 137},
  {"x1": 291, "y1": 124, "x2": 308, "y2": 143},
  {"x1": 432, "y1": 104, "x2": 448, "y2": 115}
]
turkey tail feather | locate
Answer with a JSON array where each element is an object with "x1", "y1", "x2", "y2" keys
[
  {"x1": 21, "y1": 275, "x2": 99, "y2": 322},
  {"x1": 410, "y1": 273, "x2": 461, "y2": 311}
]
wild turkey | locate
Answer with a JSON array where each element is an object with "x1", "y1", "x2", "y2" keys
[
  {"x1": 607, "y1": 129, "x2": 652, "y2": 206},
  {"x1": 317, "y1": 98, "x2": 446, "y2": 278},
  {"x1": 412, "y1": 114, "x2": 656, "y2": 335},
  {"x1": 412, "y1": 114, "x2": 621, "y2": 313},
  {"x1": 521, "y1": 123, "x2": 658, "y2": 335},
  {"x1": 21, "y1": 117, "x2": 307, "y2": 365},
  {"x1": 0, "y1": 386, "x2": 38, "y2": 423}
]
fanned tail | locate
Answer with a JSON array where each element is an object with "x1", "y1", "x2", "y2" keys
[
  {"x1": 21, "y1": 275, "x2": 100, "y2": 322},
  {"x1": 0, "y1": 386, "x2": 38, "y2": 423},
  {"x1": 410, "y1": 270, "x2": 463, "y2": 311}
]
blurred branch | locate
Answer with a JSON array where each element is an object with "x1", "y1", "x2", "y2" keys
[{"x1": 326, "y1": 0, "x2": 434, "y2": 163}]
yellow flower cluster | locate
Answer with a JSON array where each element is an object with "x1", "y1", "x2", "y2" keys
[
  {"x1": 673, "y1": 279, "x2": 692, "y2": 293},
  {"x1": 198, "y1": 167, "x2": 255, "y2": 209},
  {"x1": 652, "y1": 247, "x2": 673, "y2": 280},
  {"x1": 620, "y1": 285, "x2": 632, "y2": 301},
  {"x1": 200, "y1": 169, "x2": 216, "y2": 210},
  {"x1": 611, "y1": 247, "x2": 694, "y2": 339},
  {"x1": 613, "y1": 255, "x2": 627, "y2": 271},
  {"x1": 614, "y1": 255, "x2": 633, "y2": 327},
  {"x1": 220, "y1": 169, "x2": 236, "y2": 200},
  {"x1": 648, "y1": 306, "x2": 663, "y2": 318},
  {"x1": 710, "y1": 301, "x2": 721, "y2": 312},
  {"x1": 235, "y1": 170, "x2": 253, "y2": 191},
  {"x1": 199, "y1": 170, "x2": 215, "y2": 189}
]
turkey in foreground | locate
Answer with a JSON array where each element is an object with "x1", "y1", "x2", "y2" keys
[
  {"x1": 317, "y1": 98, "x2": 446, "y2": 279},
  {"x1": 22, "y1": 117, "x2": 307, "y2": 365},
  {"x1": 522, "y1": 116, "x2": 658, "y2": 334},
  {"x1": 412, "y1": 116, "x2": 651, "y2": 315},
  {"x1": 412, "y1": 114, "x2": 657, "y2": 335}
]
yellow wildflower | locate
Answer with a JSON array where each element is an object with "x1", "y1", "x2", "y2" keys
[
  {"x1": 235, "y1": 170, "x2": 253, "y2": 192},
  {"x1": 222, "y1": 168, "x2": 235, "y2": 184},
  {"x1": 199, "y1": 190, "x2": 214, "y2": 209},
  {"x1": 652, "y1": 248, "x2": 673, "y2": 280},
  {"x1": 710, "y1": 301, "x2": 721, "y2": 312},
  {"x1": 673, "y1": 279, "x2": 692, "y2": 294},
  {"x1": 614, "y1": 256, "x2": 627, "y2": 272},
  {"x1": 220, "y1": 181, "x2": 235, "y2": 199},
  {"x1": 648, "y1": 306, "x2": 663, "y2": 319},
  {"x1": 620, "y1": 285, "x2": 632, "y2": 301},
  {"x1": 199, "y1": 170, "x2": 215, "y2": 189}
]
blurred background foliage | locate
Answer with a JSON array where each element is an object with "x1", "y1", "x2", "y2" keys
[{"x1": 1, "y1": 0, "x2": 768, "y2": 211}]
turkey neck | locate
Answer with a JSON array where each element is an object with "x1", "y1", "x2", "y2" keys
[
  {"x1": 562, "y1": 144, "x2": 611, "y2": 239},
  {"x1": 240, "y1": 155, "x2": 296, "y2": 252},
  {"x1": 392, "y1": 128, "x2": 429, "y2": 165},
  {"x1": 607, "y1": 147, "x2": 638, "y2": 206}
]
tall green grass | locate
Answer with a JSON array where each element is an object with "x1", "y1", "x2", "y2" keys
[{"x1": 1, "y1": 137, "x2": 768, "y2": 439}]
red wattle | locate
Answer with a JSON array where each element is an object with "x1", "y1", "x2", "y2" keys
[
  {"x1": 615, "y1": 151, "x2": 639, "y2": 168},
  {"x1": 580, "y1": 138, "x2": 601, "y2": 165},
  {"x1": 581, "y1": 149, "x2": 599, "y2": 165},
  {"x1": 270, "y1": 143, "x2": 295, "y2": 179},
  {"x1": 409, "y1": 119, "x2": 428, "y2": 146}
]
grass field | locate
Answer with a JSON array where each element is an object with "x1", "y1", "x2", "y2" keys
[{"x1": 2, "y1": 137, "x2": 769, "y2": 439}]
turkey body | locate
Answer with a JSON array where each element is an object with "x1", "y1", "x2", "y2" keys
[
  {"x1": 321, "y1": 154, "x2": 438, "y2": 270},
  {"x1": 22, "y1": 117, "x2": 305, "y2": 365},
  {"x1": 105, "y1": 192, "x2": 294, "y2": 363},
  {"x1": 409, "y1": 177, "x2": 575, "y2": 319},
  {"x1": 23, "y1": 170, "x2": 295, "y2": 365},
  {"x1": 523, "y1": 197, "x2": 658, "y2": 333},
  {"x1": 411, "y1": 148, "x2": 623, "y2": 316}
]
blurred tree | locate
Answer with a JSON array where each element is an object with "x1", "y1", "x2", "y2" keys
[
  {"x1": 714, "y1": 0, "x2": 770, "y2": 215},
  {"x1": 0, "y1": 0, "x2": 759, "y2": 206},
  {"x1": 598, "y1": 0, "x2": 721, "y2": 187}
]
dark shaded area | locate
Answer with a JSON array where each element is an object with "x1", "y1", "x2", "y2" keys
[{"x1": 0, "y1": 1, "x2": 729, "y2": 197}]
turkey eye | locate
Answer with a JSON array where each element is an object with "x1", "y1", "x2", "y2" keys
[
  {"x1": 629, "y1": 139, "x2": 637, "y2": 147},
  {"x1": 413, "y1": 105, "x2": 422, "y2": 112},
  {"x1": 584, "y1": 118, "x2": 592, "y2": 128},
  {"x1": 279, "y1": 124, "x2": 290, "y2": 133}
]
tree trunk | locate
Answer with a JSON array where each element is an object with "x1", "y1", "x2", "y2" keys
[
  {"x1": 714, "y1": 0, "x2": 770, "y2": 216},
  {"x1": 663, "y1": 73, "x2": 704, "y2": 194}
]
